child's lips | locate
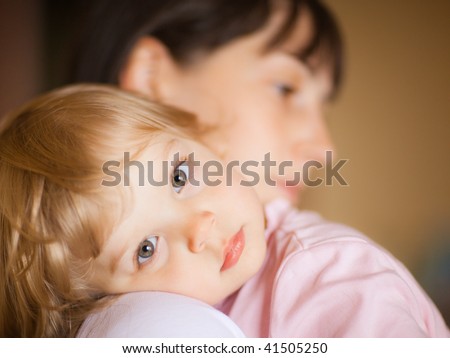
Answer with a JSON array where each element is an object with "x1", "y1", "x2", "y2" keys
[{"x1": 221, "y1": 228, "x2": 245, "y2": 272}]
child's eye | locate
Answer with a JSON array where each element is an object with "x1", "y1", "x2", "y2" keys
[
  {"x1": 137, "y1": 236, "x2": 158, "y2": 265},
  {"x1": 172, "y1": 161, "x2": 190, "y2": 193}
]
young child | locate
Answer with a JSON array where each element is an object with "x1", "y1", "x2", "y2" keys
[
  {"x1": 1, "y1": 85, "x2": 448, "y2": 337},
  {"x1": 0, "y1": 84, "x2": 266, "y2": 337}
]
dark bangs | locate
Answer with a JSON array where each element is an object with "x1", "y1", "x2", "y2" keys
[
  {"x1": 268, "y1": 0, "x2": 344, "y2": 97},
  {"x1": 69, "y1": 0, "x2": 343, "y2": 93},
  {"x1": 69, "y1": 0, "x2": 272, "y2": 84}
]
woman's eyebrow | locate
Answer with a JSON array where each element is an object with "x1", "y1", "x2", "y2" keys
[
  {"x1": 282, "y1": 51, "x2": 334, "y2": 101},
  {"x1": 283, "y1": 50, "x2": 314, "y2": 73},
  {"x1": 271, "y1": 50, "x2": 314, "y2": 75}
]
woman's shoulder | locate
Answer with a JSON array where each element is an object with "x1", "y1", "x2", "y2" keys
[
  {"x1": 265, "y1": 198, "x2": 371, "y2": 248},
  {"x1": 77, "y1": 291, "x2": 245, "y2": 338},
  {"x1": 262, "y1": 200, "x2": 450, "y2": 337},
  {"x1": 265, "y1": 200, "x2": 416, "y2": 293}
]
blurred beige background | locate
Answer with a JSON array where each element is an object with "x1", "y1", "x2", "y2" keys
[{"x1": 1, "y1": 1, "x2": 449, "y2": 322}]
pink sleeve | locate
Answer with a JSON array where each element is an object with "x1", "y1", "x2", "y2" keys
[
  {"x1": 77, "y1": 291, "x2": 245, "y2": 338},
  {"x1": 271, "y1": 239, "x2": 450, "y2": 337}
]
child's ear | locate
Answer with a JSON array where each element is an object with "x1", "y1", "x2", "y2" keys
[{"x1": 119, "y1": 36, "x2": 180, "y2": 101}]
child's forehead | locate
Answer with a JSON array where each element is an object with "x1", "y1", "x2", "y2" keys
[{"x1": 141, "y1": 133, "x2": 179, "y2": 157}]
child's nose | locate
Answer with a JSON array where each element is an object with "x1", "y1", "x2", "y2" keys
[{"x1": 187, "y1": 211, "x2": 216, "y2": 253}]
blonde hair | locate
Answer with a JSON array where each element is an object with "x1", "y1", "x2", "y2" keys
[{"x1": 0, "y1": 84, "x2": 196, "y2": 337}]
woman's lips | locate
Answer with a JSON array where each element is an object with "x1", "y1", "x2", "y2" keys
[{"x1": 221, "y1": 228, "x2": 245, "y2": 272}]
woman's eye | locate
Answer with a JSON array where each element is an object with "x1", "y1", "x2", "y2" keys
[
  {"x1": 172, "y1": 161, "x2": 190, "y2": 193},
  {"x1": 275, "y1": 83, "x2": 296, "y2": 97},
  {"x1": 137, "y1": 236, "x2": 158, "y2": 265}
]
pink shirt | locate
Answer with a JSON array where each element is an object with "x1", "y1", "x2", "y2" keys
[{"x1": 216, "y1": 199, "x2": 450, "y2": 337}]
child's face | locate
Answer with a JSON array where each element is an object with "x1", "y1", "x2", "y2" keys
[
  {"x1": 140, "y1": 8, "x2": 335, "y2": 205},
  {"x1": 92, "y1": 133, "x2": 267, "y2": 305}
]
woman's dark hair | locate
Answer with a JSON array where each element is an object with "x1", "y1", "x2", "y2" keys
[{"x1": 69, "y1": 0, "x2": 343, "y2": 93}]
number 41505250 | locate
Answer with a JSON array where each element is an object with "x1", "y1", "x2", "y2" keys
[{"x1": 263, "y1": 342, "x2": 328, "y2": 354}]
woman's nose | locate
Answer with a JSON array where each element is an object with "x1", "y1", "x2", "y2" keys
[
  {"x1": 186, "y1": 211, "x2": 216, "y2": 253},
  {"x1": 292, "y1": 106, "x2": 335, "y2": 164}
]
